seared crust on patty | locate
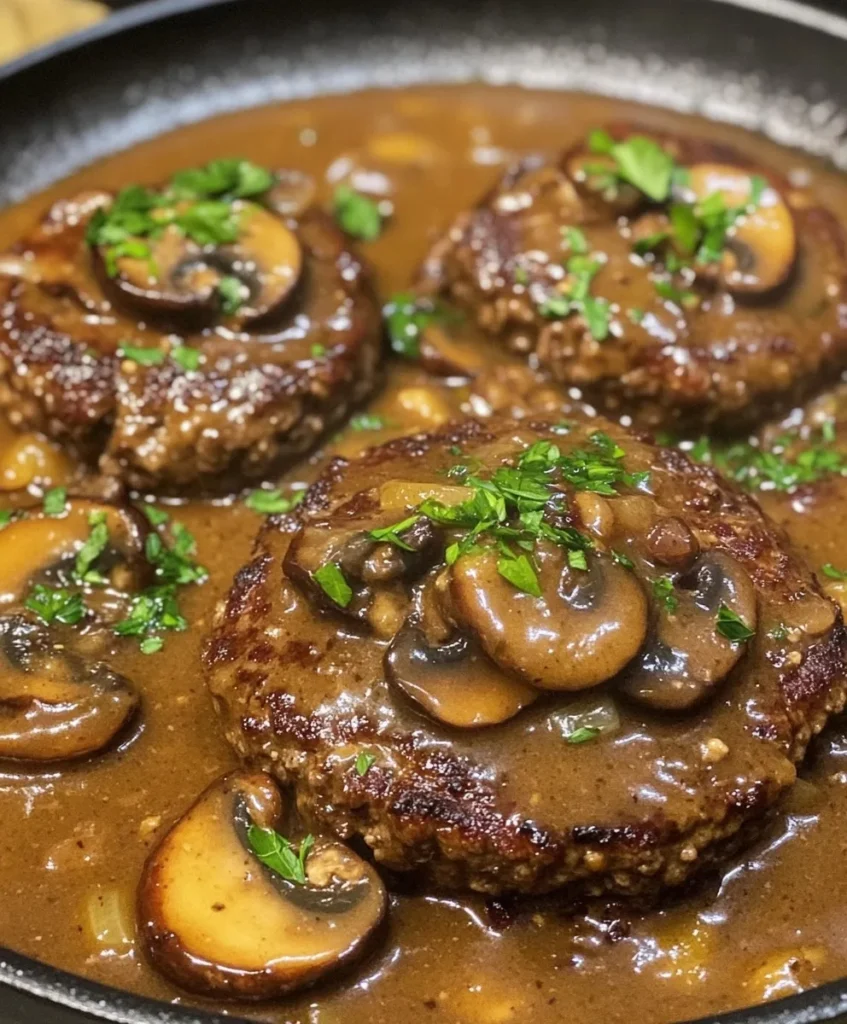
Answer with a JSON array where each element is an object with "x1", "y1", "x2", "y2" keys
[
  {"x1": 205, "y1": 415, "x2": 847, "y2": 898},
  {"x1": 417, "y1": 126, "x2": 847, "y2": 431},
  {"x1": 0, "y1": 187, "x2": 382, "y2": 491}
]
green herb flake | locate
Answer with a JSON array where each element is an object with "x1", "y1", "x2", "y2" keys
[
  {"x1": 74, "y1": 515, "x2": 110, "y2": 585},
  {"x1": 0, "y1": 509, "x2": 13, "y2": 529},
  {"x1": 383, "y1": 292, "x2": 453, "y2": 360},
  {"x1": 567, "y1": 725, "x2": 601, "y2": 745},
  {"x1": 313, "y1": 563, "x2": 353, "y2": 607},
  {"x1": 217, "y1": 275, "x2": 246, "y2": 315},
  {"x1": 333, "y1": 184, "x2": 383, "y2": 241},
  {"x1": 171, "y1": 346, "x2": 201, "y2": 372},
  {"x1": 497, "y1": 553, "x2": 542, "y2": 597},
  {"x1": 119, "y1": 342, "x2": 167, "y2": 366},
  {"x1": 563, "y1": 226, "x2": 589, "y2": 255},
  {"x1": 355, "y1": 751, "x2": 376, "y2": 776},
  {"x1": 140, "y1": 636, "x2": 164, "y2": 655},
  {"x1": 612, "y1": 550, "x2": 635, "y2": 569},
  {"x1": 610, "y1": 136, "x2": 676, "y2": 202},
  {"x1": 43, "y1": 487, "x2": 67, "y2": 517},
  {"x1": 349, "y1": 413, "x2": 387, "y2": 432},
  {"x1": 822, "y1": 563, "x2": 847, "y2": 580},
  {"x1": 141, "y1": 503, "x2": 170, "y2": 527},
  {"x1": 247, "y1": 825, "x2": 315, "y2": 886},
  {"x1": 245, "y1": 488, "x2": 304, "y2": 516},
  {"x1": 716, "y1": 604, "x2": 756, "y2": 642},
  {"x1": 25, "y1": 584, "x2": 87, "y2": 626},
  {"x1": 368, "y1": 515, "x2": 420, "y2": 551},
  {"x1": 310, "y1": 343, "x2": 327, "y2": 358},
  {"x1": 652, "y1": 575, "x2": 679, "y2": 613}
]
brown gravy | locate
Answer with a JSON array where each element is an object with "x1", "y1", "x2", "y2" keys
[{"x1": 2, "y1": 84, "x2": 847, "y2": 1024}]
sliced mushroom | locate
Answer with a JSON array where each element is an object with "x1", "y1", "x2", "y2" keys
[
  {"x1": 619, "y1": 550, "x2": 757, "y2": 712},
  {"x1": 138, "y1": 770, "x2": 387, "y2": 1001},
  {"x1": 686, "y1": 164, "x2": 797, "y2": 294},
  {"x1": 0, "y1": 499, "x2": 149, "y2": 604},
  {"x1": 0, "y1": 615, "x2": 139, "y2": 762},
  {"x1": 98, "y1": 201, "x2": 301, "y2": 326},
  {"x1": 386, "y1": 619, "x2": 537, "y2": 727},
  {"x1": 285, "y1": 513, "x2": 441, "y2": 623},
  {"x1": 446, "y1": 544, "x2": 648, "y2": 691}
]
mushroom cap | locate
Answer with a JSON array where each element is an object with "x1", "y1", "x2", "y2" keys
[
  {"x1": 0, "y1": 615, "x2": 139, "y2": 762},
  {"x1": 138, "y1": 770, "x2": 387, "y2": 1001}
]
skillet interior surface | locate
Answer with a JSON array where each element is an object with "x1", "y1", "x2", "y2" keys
[{"x1": 3, "y1": 0, "x2": 847, "y2": 1022}]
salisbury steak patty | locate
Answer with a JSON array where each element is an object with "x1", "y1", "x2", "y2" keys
[
  {"x1": 0, "y1": 165, "x2": 381, "y2": 490},
  {"x1": 206, "y1": 415, "x2": 847, "y2": 897},
  {"x1": 418, "y1": 125, "x2": 847, "y2": 430}
]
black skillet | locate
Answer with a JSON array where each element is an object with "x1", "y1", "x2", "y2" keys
[{"x1": 2, "y1": 0, "x2": 847, "y2": 1021}]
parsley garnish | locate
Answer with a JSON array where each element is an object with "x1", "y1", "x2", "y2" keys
[
  {"x1": 141, "y1": 503, "x2": 169, "y2": 527},
  {"x1": 245, "y1": 488, "x2": 304, "y2": 516},
  {"x1": 43, "y1": 487, "x2": 67, "y2": 517},
  {"x1": 217, "y1": 275, "x2": 246, "y2": 315},
  {"x1": 0, "y1": 509, "x2": 13, "y2": 529},
  {"x1": 349, "y1": 413, "x2": 387, "y2": 432},
  {"x1": 140, "y1": 637, "x2": 164, "y2": 655},
  {"x1": 247, "y1": 825, "x2": 315, "y2": 885},
  {"x1": 538, "y1": 255, "x2": 610, "y2": 342},
  {"x1": 74, "y1": 512, "x2": 109, "y2": 585},
  {"x1": 119, "y1": 342, "x2": 166, "y2": 366},
  {"x1": 612, "y1": 550, "x2": 635, "y2": 569},
  {"x1": 355, "y1": 752, "x2": 376, "y2": 776},
  {"x1": 716, "y1": 604, "x2": 755, "y2": 642},
  {"x1": 822, "y1": 563, "x2": 847, "y2": 580},
  {"x1": 25, "y1": 585, "x2": 86, "y2": 626},
  {"x1": 368, "y1": 515, "x2": 420, "y2": 551},
  {"x1": 383, "y1": 292, "x2": 451, "y2": 360},
  {"x1": 497, "y1": 552, "x2": 542, "y2": 597},
  {"x1": 563, "y1": 226, "x2": 589, "y2": 254},
  {"x1": 313, "y1": 563, "x2": 353, "y2": 607},
  {"x1": 171, "y1": 346, "x2": 201, "y2": 372},
  {"x1": 589, "y1": 131, "x2": 676, "y2": 202},
  {"x1": 310, "y1": 343, "x2": 327, "y2": 358},
  {"x1": 333, "y1": 185, "x2": 383, "y2": 241},
  {"x1": 567, "y1": 726, "x2": 601, "y2": 745},
  {"x1": 169, "y1": 158, "x2": 274, "y2": 201},
  {"x1": 652, "y1": 575, "x2": 678, "y2": 613}
]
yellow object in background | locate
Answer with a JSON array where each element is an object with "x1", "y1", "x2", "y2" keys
[{"x1": 0, "y1": 0, "x2": 107, "y2": 64}]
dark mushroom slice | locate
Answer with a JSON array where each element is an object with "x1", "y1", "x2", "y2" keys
[
  {"x1": 685, "y1": 164, "x2": 797, "y2": 294},
  {"x1": 619, "y1": 550, "x2": 758, "y2": 712},
  {"x1": 0, "y1": 498, "x2": 149, "y2": 604},
  {"x1": 138, "y1": 770, "x2": 387, "y2": 1001},
  {"x1": 284, "y1": 512, "x2": 442, "y2": 625},
  {"x1": 386, "y1": 619, "x2": 537, "y2": 728},
  {"x1": 446, "y1": 543, "x2": 648, "y2": 691},
  {"x1": 0, "y1": 615, "x2": 139, "y2": 762},
  {"x1": 98, "y1": 202, "x2": 302, "y2": 326}
]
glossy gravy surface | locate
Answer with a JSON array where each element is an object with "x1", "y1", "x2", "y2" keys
[{"x1": 2, "y1": 85, "x2": 847, "y2": 1024}]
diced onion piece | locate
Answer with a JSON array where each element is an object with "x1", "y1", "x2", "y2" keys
[{"x1": 84, "y1": 885, "x2": 135, "y2": 956}]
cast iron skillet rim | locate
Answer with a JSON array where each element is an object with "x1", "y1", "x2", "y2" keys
[
  {"x1": 3, "y1": 0, "x2": 847, "y2": 83},
  {"x1": 1, "y1": 0, "x2": 847, "y2": 1022}
]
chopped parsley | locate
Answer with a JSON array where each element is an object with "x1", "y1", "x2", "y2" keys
[
  {"x1": 42, "y1": 487, "x2": 67, "y2": 517},
  {"x1": 588, "y1": 131, "x2": 676, "y2": 203},
  {"x1": 25, "y1": 585, "x2": 86, "y2": 626},
  {"x1": 383, "y1": 292, "x2": 453, "y2": 359},
  {"x1": 333, "y1": 185, "x2": 383, "y2": 241},
  {"x1": 612, "y1": 550, "x2": 635, "y2": 569},
  {"x1": 140, "y1": 503, "x2": 169, "y2": 527},
  {"x1": 349, "y1": 413, "x2": 388, "y2": 432},
  {"x1": 688, "y1": 425, "x2": 847, "y2": 493},
  {"x1": 310, "y1": 343, "x2": 327, "y2": 358},
  {"x1": 217, "y1": 274, "x2": 246, "y2": 315},
  {"x1": 171, "y1": 346, "x2": 201, "y2": 372},
  {"x1": 652, "y1": 575, "x2": 678, "y2": 613},
  {"x1": 538, "y1": 254, "x2": 610, "y2": 342},
  {"x1": 497, "y1": 552, "x2": 542, "y2": 597},
  {"x1": 822, "y1": 563, "x2": 847, "y2": 580},
  {"x1": 140, "y1": 636, "x2": 164, "y2": 655},
  {"x1": 245, "y1": 488, "x2": 304, "y2": 516},
  {"x1": 567, "y1": 725, "x2": 601, "y2": 745},
  {"x1": 355, "y1": 751, "x2": 376, "y2": 776},
  {"x1": 0, "y1": 509, "x2": 13, "y2": 529},
  {"x1": 563, "y1": 226, "x2": 589, "y2": 254},
  {"x1": 86, "y1": 159, "x2": 274, "y2": 279},
  {"x1": 716, "y1": 604, "x2": 755, "y2": 643},
  {"x1": 247, "y1": 825, "x2": 315, "y2": 886},
  {"x1": 119, "y1": 342, "x2": 167, "y2": 366},
  {"x1": 368, "y1": 515, "x2": 421, "y2": 551},
  {"x1": 313, "y1": 563, "x2": 353, "y2": 607},
  {"x1": 74, "y1": 512, "x2": 109, "y2": 585}
]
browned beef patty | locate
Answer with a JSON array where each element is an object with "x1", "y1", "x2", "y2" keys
[
  {"x1": 205, "y1": 414, "x2": 847, "y2": 898},
  {"x1": 417, "y1": 126, "x2": 847, "y2": 431},
  {"x1": 0, "y1": 184, "x2": 382, "y2": 491}
]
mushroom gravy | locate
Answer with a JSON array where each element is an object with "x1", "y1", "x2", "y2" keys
[{"x1": 2, "y1": 84, "x2": 847, "y2": 1023}]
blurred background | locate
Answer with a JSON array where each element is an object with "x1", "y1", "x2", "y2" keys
[{"x1": 2, "y1": 0, "x2": 846, "y2": 66}]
